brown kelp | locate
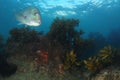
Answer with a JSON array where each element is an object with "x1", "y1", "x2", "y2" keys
[
  {"x1": 84, "y1": 56, "x2": 102, "y2": 72},
  {"x1": 98, "y1": 46, "x2": 116, "y2": 66},
  {"x1": 5, "y1": 27, "x2": 39, "y2": 57},
  {"x1": 63, "y1": 50, "x2": 80, "y2": 70},
  {"x1": 8, "y1": 27, "x2": 39, "y2": 43},
  {"x1": 47, "y1": 17, "x2": 92, "y2": 60},
  {"x1": 47, "y1": 17, "x2": 79, "y2": 50},
  {"x1": 84, "y1": 46, "x2": 116, "y2": 73}
]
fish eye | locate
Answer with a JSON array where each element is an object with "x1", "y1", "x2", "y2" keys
[
  {"x1": 34, "y1": 12, "x2": 39, "y2": 16},
  {"x1": 24, "y1": 15, "x2": 27, "y2": 19}
]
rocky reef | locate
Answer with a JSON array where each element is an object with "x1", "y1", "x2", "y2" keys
[
  {"x1": 0, "y1": 35, "x2": 17, "y2": 77},
  {"x1": 0, "y1": 17, "x2": 120, "y2": 80}
]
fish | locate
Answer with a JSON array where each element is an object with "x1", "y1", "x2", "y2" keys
[{"x1": 15, "y1": 6, "x2": 41, "y2": 26}]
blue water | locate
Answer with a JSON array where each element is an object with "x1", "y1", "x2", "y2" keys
[{"x1": 0, "y1": 0, "x2": 120, "y2": 38}]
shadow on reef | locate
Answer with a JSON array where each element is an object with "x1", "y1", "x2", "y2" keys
[
  {"x1": 0, "y1": 54, "x2": 17, "y2": 77},
  {"x1": 87, "y1": 32, "x2": 108, "y2": 57},
  {"x1": 0, "y1": 35, "x2": 17, "y2": 77}
]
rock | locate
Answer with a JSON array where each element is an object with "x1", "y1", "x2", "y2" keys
[
  {"x1": 92, "y1": 67, "x2": 120, "y2": 80},
  {"x1": 0, "y1": 53, "x2": 17, "y2": 77}
]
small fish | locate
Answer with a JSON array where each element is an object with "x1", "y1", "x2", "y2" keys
[{"x1": 15, "y1": 6, "x2": 41, "y2": 26}]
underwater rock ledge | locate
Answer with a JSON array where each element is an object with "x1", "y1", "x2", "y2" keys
[{"x1": 91, "y1": 66, "x2": 120, "y2": 80}]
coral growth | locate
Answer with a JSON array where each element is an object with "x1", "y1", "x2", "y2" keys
[{"x1": 35, "y1": 50, "x2": 48, "y2": 63}]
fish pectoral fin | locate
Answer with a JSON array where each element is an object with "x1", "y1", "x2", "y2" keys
[
  {"x1": 17, "y1": 23, "x2": 28, "y2": 27},
  {"x1": 25, "y1": 25, "x2": 28, "y2": 27}
]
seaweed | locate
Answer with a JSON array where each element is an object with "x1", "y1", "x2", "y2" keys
[
  {"x1": 98, "y1": 46, "x2": 116, "y2": 66},
  {"x1": 5, "y1": 27, "x2": 39, "y2": 56},
  {"x1": 84, "y1": 56, "x2": 102, "y2": 73},
  {"x1": 8, "y1": 27, "x2": 39, "y2": 43},
  {"x1": 84, "y1": 46, "x2": 116, "y2": 73},
  {"x1": 63, "y1": 50, "x2": 80, "y2": 70},
  {"x1": 47, "y1": 17, "x2": 92, "y2": 61},
  {"x1": 47, "y1": 17, "x2": 80, "y2": 51}
]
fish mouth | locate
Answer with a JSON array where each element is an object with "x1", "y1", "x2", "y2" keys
[
  {"x1": 37, "y1": 19, "x2": 41, "y2": 23},
  {"x1": 36, "y1": 20, "x2": 41, "y2": 24},
  {"x1": 28, "y1": 21, "x2": 41, "y2": 26}
]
